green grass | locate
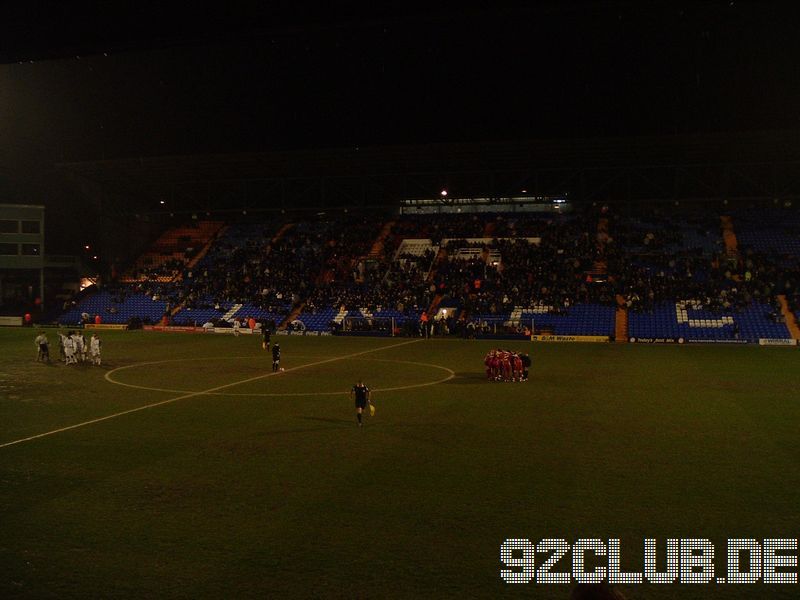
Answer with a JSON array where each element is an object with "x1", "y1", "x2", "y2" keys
[{"x1": 1, "y1": 327, "x2": 799, "y2": 599}]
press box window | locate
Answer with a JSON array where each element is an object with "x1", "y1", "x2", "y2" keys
[
  {"x1": 0, "y1": 220, "x2": 17, "y2": 234},
  {"x1": 21, "y1": 220, "x2": 40, "y2": 234},
  {"x1": 21, "y1": 243, "x2": 40, "y2": 256},
  {"x1": 0, "y1": 243, "x2": 18, "y2": 255}
]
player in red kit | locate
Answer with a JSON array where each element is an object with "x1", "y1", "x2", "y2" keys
[
  {"x1": 512, "y1": 352, "x2": 524, "y2": 382},
  {"x1": 500, "y1": 350, "x2": 512, "y2": 381},
  {"x1": 484, "y1": 351, "x2": 495, "y2": 381},
  {"x1": 483, "y1": 349, "x2": 529, "y2": 382},
  {"x1": 491, "y1": 351, "x2": 502, "y2": 381}
]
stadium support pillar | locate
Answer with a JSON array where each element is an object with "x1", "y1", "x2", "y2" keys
[
  {"x1": 281, "y1": 302, "x2": 305, "y2": 331},
  {"x1": 185, "y1": 223, "x2": 227, "y2": 271},
  {"x1": 40, "y1": 267, "x2": 45, "y2": 312},
  {"x1": 615, "y1": 294, "x2": 628, "y2": 343},
  {"x1": 427, "y1": 294, "x2": 443, "y2": 315},
  {"x1": 270, "y1": 222, "x2": 294, "y2": 248},
  {"x1": 40, "y1": 207, "x2": 46, "y2": 312},
  {"x1": 777, "y1": 295, "x2": 800, "y2": 340},
  {"x1": 427, "y1": 248, "x2": 447, "y2": 283},
  {"x1": 368, "y1": 220, "x2": 396, "y2": 257},
  {"x1": 720, "y1": 215, "x2": 738, "y2": 257}
]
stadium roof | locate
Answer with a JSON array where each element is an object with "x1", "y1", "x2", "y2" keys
[
  {"x1": 56, "y1": 130, "x2": 800, "y2": 213},
  {"x1": 58, "y1": 130, "x2": 800, "y2": 184},
  {"x1": 4, "y1": 3, "x2": 800, "y2": 173}
]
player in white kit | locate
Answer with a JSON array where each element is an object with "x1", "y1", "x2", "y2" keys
[
  {"x1": 89, "y1": 333, "x2": 102, "y2": 366},
  {"x1": 71, "y1": 332, "x2": 85, "y2": 363},
  {"x1": 63, "y1": 332, "x2": 77, "y2": 365}
]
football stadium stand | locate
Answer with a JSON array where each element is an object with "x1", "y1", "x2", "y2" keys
[
  {"x1": 55, "y1": 207, "x2": 800, "y2": 342},
  {"x1": 122, "y1": 220, "x2": 224, "y2": 282},
  {"x1": 734, "y1": 210, "x2": 800, "y2": 259}
]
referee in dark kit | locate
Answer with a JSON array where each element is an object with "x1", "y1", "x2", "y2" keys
[{"x1": 350, "y1": 379, "x2": 370, "y2": 428}]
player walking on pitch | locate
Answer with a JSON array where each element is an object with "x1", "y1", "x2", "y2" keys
[
  {"x1": 351, "y1": 379, "x2": 371, "y2": 428},
  {"x1": 272, "y1": 343, "x2": 281, "y2": 372}
]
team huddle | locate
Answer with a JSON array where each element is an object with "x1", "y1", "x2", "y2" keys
[
  {"x1": 34, "y1": 331, "x2": 102, "y2": 366},
  {"x1": 484, "y1": 349, "x2": 530, "y2": 382}
]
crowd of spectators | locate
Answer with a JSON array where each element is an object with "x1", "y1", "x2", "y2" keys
[
  {"x1": 127, "y1": 257, "x2": 185, "y2": 281},
  {"x1": 301, "y1": 216, "x2": 435, "y2": 317},
  {"x1": 305, "y1": 256, "x2": 433, "y2": 316},
  {"x1": 380, "y1": 208, "x2": 799, "y2": 326},
  {"x1": 180, "y1": 221, "x2": 320, "y2": 315},
  {"x1": 389, "y1": 214, "x2": 487, "y2": 244},
  {"x1": 319, "y1": 215, "x2": 383, "y2": 280},
  {"x1": 94, "y1": 207, "x2": 800, "y2": 332},
  {"x1": 429, "y1": 213, "x2": 612, "y2": 317},
  {"x1": 607, "y1": 210, "x2": 796, "y2": 319}
]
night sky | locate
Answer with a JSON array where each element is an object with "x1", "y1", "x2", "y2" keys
[{"x1": 1, "y1": 2, "x2": 799, "y2": 174}]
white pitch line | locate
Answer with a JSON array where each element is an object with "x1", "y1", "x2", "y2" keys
[
  {"x1": 104, "y1": 356, "x2": 455, "y2": 397},
  {"x1": 0, "y1": 339, "x2": 420, "y2": 449}
]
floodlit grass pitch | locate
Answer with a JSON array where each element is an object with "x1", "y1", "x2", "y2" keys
[{"x1": 1, "y1": 327, "x2": 799, "y2": 599}]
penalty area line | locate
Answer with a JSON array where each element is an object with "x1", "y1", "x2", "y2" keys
[{"x1": 0, "y1": 339, "x2": 420, "y2": 449}]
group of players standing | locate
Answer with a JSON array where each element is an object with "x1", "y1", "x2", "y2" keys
[
  {"x1": 34, "y1": 331, "x2": 102, "y2": 366},
  {"x1": 484, "y1": 349, "x2": 531, "y2": 382}
]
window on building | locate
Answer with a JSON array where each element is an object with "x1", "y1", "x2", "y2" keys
[
  {"x1": 0, "y1": 220, "x2": 18, "y2": 234},
  {"x1": 21, "y1": 243, "x2": 40, "y2": 256},
  {"x1": 21, "y1": 220, "x2": 40, "y2": 234},
  {"x1": 0, "y1": 243, "x2": 18, "y2": 255}
]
